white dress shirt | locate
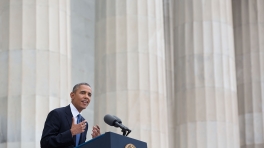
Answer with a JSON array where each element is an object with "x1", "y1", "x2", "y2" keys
[{"x1": 70, "y1": 103, "x2": 81, "y2": 124}]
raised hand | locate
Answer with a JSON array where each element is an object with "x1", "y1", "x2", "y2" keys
[
  {"x1": 91, "y1": 125, "x2": 101, "y2": 138},
  {"x1": 70, "y1": 117, "x2": 87, "y2": 136}
]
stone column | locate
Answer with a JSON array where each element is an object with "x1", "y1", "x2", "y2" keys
[
  {"x1": 163, "y1": 0, "x2": 175, "y2": 147},
  {"x1": 94, "y1": 0, "x2": 168, "y2": 147},
  {"x1": 232, "y1": 0, "x2": 264, "y2": 147},
  {"x1": 0, "y1": 0, "x2": 71, "y2": 147},
  {"x1": 173, "y1": 0, "x2": 240, "y2": 148}
]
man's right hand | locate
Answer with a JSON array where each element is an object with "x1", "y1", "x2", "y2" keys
[{"x1": 70, "y1": 117, "x2": 86, "y2": 136}]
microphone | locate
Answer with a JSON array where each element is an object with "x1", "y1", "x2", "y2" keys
[
  {"x1": 104, "y1": 114, "x2": 125, "y2": 128},
  {"x1": 104, "y1": 114, "x2": 131, "y2": 136},
  {"x1": 104, "y1": 114, "x2": 118, "y2": 126},
  {"x1": 113, "y1": 115, "x2": 122, "y2": 123}
]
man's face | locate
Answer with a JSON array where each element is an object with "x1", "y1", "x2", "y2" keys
[{"x1": 70, "y1": 85, "x2": 92, "y2": 112}]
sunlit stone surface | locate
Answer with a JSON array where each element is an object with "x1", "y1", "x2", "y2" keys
[
  {"x1": 173, "y1": 0, "x2": 240, "y2": 147},
  {"x1": 94, "y1": 1, "x2": 168, "y2": 148},
  {"x1": 0, "y1": 0, "x2": 71, "y2": 147}
]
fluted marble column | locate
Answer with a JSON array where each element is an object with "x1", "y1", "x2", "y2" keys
[
  {"x1": 94, "y1": 0, "x2": 168, "y2": 147},
  {"x1": 163, "y1": 0, "x2": 175, "y2": 147},
  {"x1": 232, "y1": 0, "x2": 264, "y2": 147},
  {"x1": 0, "y1": 0, "x2": 71, "y2": 147},
  {"x1": 173, "y1": 0, "x2": 239, "y2": 148}
]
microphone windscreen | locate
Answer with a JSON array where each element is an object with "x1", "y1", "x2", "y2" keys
[
  {"x1": 104, "y1": 114, "x2": 116, "y2": 126},
  {"x1": 113, "y1": 115, "x2": 122, "y2": 123}
]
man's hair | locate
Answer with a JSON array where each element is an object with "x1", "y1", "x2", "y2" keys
[{"x1": 72, "y1": 83, "x2": 91, "y2": 93}]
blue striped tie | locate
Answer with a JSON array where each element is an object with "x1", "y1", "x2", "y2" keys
[{"x1": 75, "y1": 114, "x2": 81, "y2": 147}]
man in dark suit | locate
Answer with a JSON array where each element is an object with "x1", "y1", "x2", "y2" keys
[{"x1": 40, "y1": 83, "x2": 100, "y2": 148}]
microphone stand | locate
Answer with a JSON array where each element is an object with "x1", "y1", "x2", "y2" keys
[
  {"x1": 121, "y1": 128, "x2": 131, "y2": 136},
  {"x1": 115, "y1": 122, "x2": 132, "y2": 136}
]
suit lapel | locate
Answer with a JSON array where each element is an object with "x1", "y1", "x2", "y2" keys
[{"x1": 64, "y1": 105, "x2": 73, "y2": 128}]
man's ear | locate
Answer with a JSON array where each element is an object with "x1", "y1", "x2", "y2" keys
[{"x1": 70, "y1": 92, "x2": 74, "y2": 99}]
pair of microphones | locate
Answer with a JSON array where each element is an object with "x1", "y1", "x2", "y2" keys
[{"x1": 104, "y1": 114, "x2": 131, "y2": 136}]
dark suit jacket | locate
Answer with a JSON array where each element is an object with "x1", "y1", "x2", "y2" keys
[{"x1": 41, "y1": 105, "x2": 88, "y2": 148}]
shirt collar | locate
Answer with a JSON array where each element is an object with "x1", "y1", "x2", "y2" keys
[{"x1": 70, "y1": 103, "x2": 81, "y2": 117}]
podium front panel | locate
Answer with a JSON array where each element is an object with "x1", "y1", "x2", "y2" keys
[{"x1": 77, "y1": 132, "x2": 147, "y2": 148}]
